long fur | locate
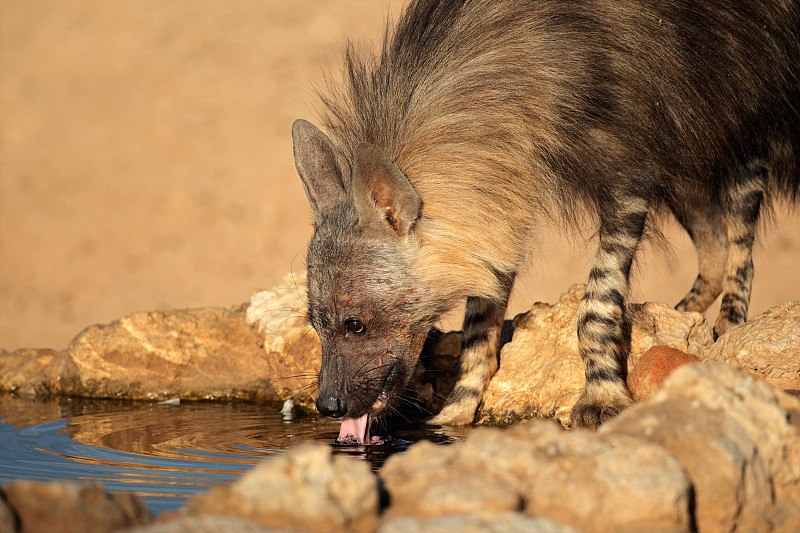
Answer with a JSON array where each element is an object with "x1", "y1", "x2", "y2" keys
[
  {"x1": 297, "y1": 0, "x2": 799, "y2": 429},
  {"x1": 319, "y1": 0, "x2": 799, "y2": 305}
]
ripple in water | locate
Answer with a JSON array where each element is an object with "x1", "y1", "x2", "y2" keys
[{"x1": 0, "y1": 394, "x2": 469, "y2": 515}]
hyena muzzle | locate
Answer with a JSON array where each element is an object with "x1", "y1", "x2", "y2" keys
[{"x1": 291, "y1": 0, "x2": 800, "y2": 438}]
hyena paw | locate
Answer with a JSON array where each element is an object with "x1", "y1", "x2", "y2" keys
[
  {"x1": 712, "y1": 315, "x2": 745, "y2": 340},
  {"x1": 570, "y1": 389, "x2": 633, "y2": 430},
  {"x1": 427, "y1": 399, "x2": 479, "y2": 426}
]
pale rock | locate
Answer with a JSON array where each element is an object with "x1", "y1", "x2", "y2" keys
[
  {"x1": 701, "y1": 301, "x2": 800, "y2": 391},
  {"x1": 125, "y1": 515, "x2": 284, "y2": 533},
  {"x1": 66, "y1": 305, "x2": 288, "y2": 401},
  {"x1": 603, "y1": 362, "x2": 800, "y2": 532},
  {"x1": 0, "y1": 496, "x2": 16, "y2": 533},
  {"x1": 1, "y1": 480, "x2": 150, "y2": 533},
  {"x1": 380, "y1": 512, "x2": 578, "y2": 533},
  {"x1": 0, "y1": 301, "x2": 319, "y2": 407},
  {"x1": 184, "y1": 443, "x2": 379, "y2": 533},
  {"x1": 381, "y1": 420, "x2": 692, "y2": 533},
  {"x1": 246, "y1": 271, "x2": 312, "y2": 355},
  {"x1": 477, "y1": 284, "x2": 715, "y2": 425},
  {"x1": 0, "y1": 348, "x2": 75, "y2": 396}
]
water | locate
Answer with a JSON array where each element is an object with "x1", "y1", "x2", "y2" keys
[{"x1": 0, "y1": 394, "x2": 469, "y2": 515}]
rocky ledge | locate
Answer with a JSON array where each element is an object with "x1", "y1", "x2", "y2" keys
[
  {"x1": 2, "y1": 272, "x2": 797, "y2": 420},
  {"x1": 1, "y1": 272, "x2": 799, "y2": 531}
]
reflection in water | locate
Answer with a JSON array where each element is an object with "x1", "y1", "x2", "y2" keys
[{"x1": 0, "y1": 395, "x2": 468, "y2": 515}]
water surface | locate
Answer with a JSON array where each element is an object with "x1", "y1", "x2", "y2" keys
[{"x1": 0, "y1": 394, "x2": 469, "y2": 515}]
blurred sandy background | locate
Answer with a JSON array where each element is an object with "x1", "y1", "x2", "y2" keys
[{"x1": 1, "y1": 0, "x2": 798, "y2": 350}]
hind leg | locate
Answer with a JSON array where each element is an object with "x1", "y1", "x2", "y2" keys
[
  {"x1": 714, "y1": 162, "x2": 766, "y2": 337},
  {"x1": 674, "y1": 207, "x2": 727, "y2": 313},
  {"x1": 571, "y1": 196, "x2": 649, "y2": 429},
  {"x1": 430, "y1": 272, "x2": 514, "y2": 425}
]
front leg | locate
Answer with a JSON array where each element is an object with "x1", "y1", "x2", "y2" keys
[
  {"x1": 571, "y1": 199, "x2": 648, "y2": 429},
  {"x1": 429, "y1": 273, "x2": 514, "y2": 425}
]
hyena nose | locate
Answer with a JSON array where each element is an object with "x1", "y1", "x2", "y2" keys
[{"x1": 316, "y1": 394, "x2": 347, "y2": 418}]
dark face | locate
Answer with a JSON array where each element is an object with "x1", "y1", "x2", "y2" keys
[
  {"x1": 291, "y1": 119, "x2": 430, "y2": 421},
  {"x1": 306, "y1": 210, "x2": 430, "y2": 420}
]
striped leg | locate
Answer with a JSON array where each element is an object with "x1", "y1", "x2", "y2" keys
[
  {"x1": 714, "y1": 162, "x2": 765, "y2": 338},
  {"x1": 674, "y1": 207, "x2": 727, "y2": 313},
  {"x1": 430, "y1": 272, "x2": 514, "y2": 425},
  {"x1": 570, "y1": 197, "x2": 648, "y2": 429}
]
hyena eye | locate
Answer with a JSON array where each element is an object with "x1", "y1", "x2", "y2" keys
[{"x1": 344, "y1": 318, "x2": 366, "y2": 335}]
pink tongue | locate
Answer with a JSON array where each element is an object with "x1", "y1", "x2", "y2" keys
[
  {"x1": 337, "y1": 413, "x2": 370, "y2": 444},
  {"x1": 336, "y1": 413, "x2": 383, "y2": 445}
]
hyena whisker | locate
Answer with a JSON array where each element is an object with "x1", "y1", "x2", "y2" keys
[
  {"x1": 268, "y1": 372, "x2": 319, "y2": 383},
  {"x1": 286, "y1": 382, "x2": 320, "y2": 404},
  {"x1": 289, "y1": 269, "x2": 309, "y2": 308},
  {"x1": 395, "y1": 393, "x2": 433, "y2": 417},
  {"x1": 254, "y1": 376, "x2": 319, "y2": 403},
  {"x1": 252, "y1": 306, "x2": 307, "y2": 326},
  {"x1": 381, "y1": 402, "x2": 414, "y2": 425}
]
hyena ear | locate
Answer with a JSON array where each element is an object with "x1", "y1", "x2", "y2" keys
[
  {"x1": 291, "y1": 119, "x2": 352, "y2": 221},
  {"x1": 352, "y1": 142, "x2": 420, "y2": 237}
]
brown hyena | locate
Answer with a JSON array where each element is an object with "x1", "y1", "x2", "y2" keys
[{"x1": 291, "y1": 0, "x2": 800, "y2": 438}]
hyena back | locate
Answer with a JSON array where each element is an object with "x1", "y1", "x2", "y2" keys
[{"x1": 292, "y1": 0, "x2": 800, "y2": 432}]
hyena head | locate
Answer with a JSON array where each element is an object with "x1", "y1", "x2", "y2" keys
[{"x1": 292, "y1": 119, "x2": 432, "y2": 425}]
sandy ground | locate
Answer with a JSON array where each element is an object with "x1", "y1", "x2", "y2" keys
[{"x1": 1, "y1": 0, "x2": 798, "y2": 351}]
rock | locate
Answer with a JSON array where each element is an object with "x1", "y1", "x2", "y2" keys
[
  {"x1": 380, "y1": 512, "x2": 578, "y2": 533},
  {"x1": 125, "y1": 515, "x2": 281, "y2": 533},
  {"x1": 701, "y1": 301, "x2": 800, "y2": 391},
  {"x1": 5, "y1": 272, "x2": 797, "y2": 430},
  {"x1": 246, "y1": 271, "x2": 315, "y2": 358},
  {"x1": 626, "y1": 346, "x2": 700, "y2": 402},
  {"x1": 475, "y1": 284, "x2": 714, "y2": 425},
  {"x1": 0, "y1": 348, "x2": 76, "y2": 397},
  {"x1": 0, "y1": 480, "x2": 151, "y2": 533},
  {"x1": 380, "y1": 420, "x2": 692, "y2": 533},
  {"x1": 1, "y1": 274, "x2": 319, "y2": 407},
  {"x1": 602, "y1": 362, "x2": 800, "y2": 532},
  {"x1": 1, "y1": 270, "x2": 797, "y2": 441},
  {"x1": 383, "y1": 361, "x2": 800, "y2": 532},
  {"x1": 184, "y1": 444, "x2": 379, "y2": 533},
  {"x1": 0, "y1": 497, "x2": 15, "y2": 533},
  {"x1": 64, "y1": 305, "x2": 274, "y2": 401}
]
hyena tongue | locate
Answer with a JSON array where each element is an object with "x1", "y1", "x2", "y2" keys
[{"x1": 336, "y1": 413, "x2": 383, "y2": 445}]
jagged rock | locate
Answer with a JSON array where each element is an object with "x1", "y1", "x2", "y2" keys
[
  {"x1": 475, "y1": 284, "x2": 715, "y2": 425},
  {"x1": 700, "y1": 301, "x2": 800, "y2": 391},
  {"x1": 0, "y1": 348, "x2": 75, "y2": 397},
  {"x1": 0, "y1": 496, "x2": 15, "y2": 533},
  {"x1": 183, "y1": 443, "x2": 379, "y2": 533},
  {"x1": 627, "y1": 346, "x2": 700, "y2": 402},
  {"x1": 381, "y1": 362, "x2": 800, "y2": 533},
  {"x1": 380, "y1": 419, "x2": 692, "y2": 532},
  {"x1": 0, "y1": 480, "x2": 151, "y2": 533},
  {"x1": 65, "y1": 305, "x2": 272, "y2": 401},
  {"x1": 0, "y1": 292, "x2": 318, "y2": 405},
  {"x1": 602, "y1": 362, "x2": 800, "y2": 533},
  {"x1": 379, "y1": 513, "x2": 578, "y2": 533},
  {"x1": 1, "y1": 272, "x2": 796, "y2": 426},
  {"x1": 245, "y1": 271, "x2": 321, "y2": 409},
  {"x1": 125, "y1": 515, "x2": 283, "y2": 533}
]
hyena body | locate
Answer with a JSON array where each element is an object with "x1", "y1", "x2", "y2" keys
[{"x1": 292, "y1": 0, "x2": 800, "y2": 434}]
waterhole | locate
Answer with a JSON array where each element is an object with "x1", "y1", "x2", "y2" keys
[{"x1": 0, "y1": 394, "x2": 470, "y2": 515}]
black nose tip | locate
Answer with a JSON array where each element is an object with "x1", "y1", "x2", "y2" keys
[{"x1": 317, "y1": 394, "x2": 347, "y2": 418}]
